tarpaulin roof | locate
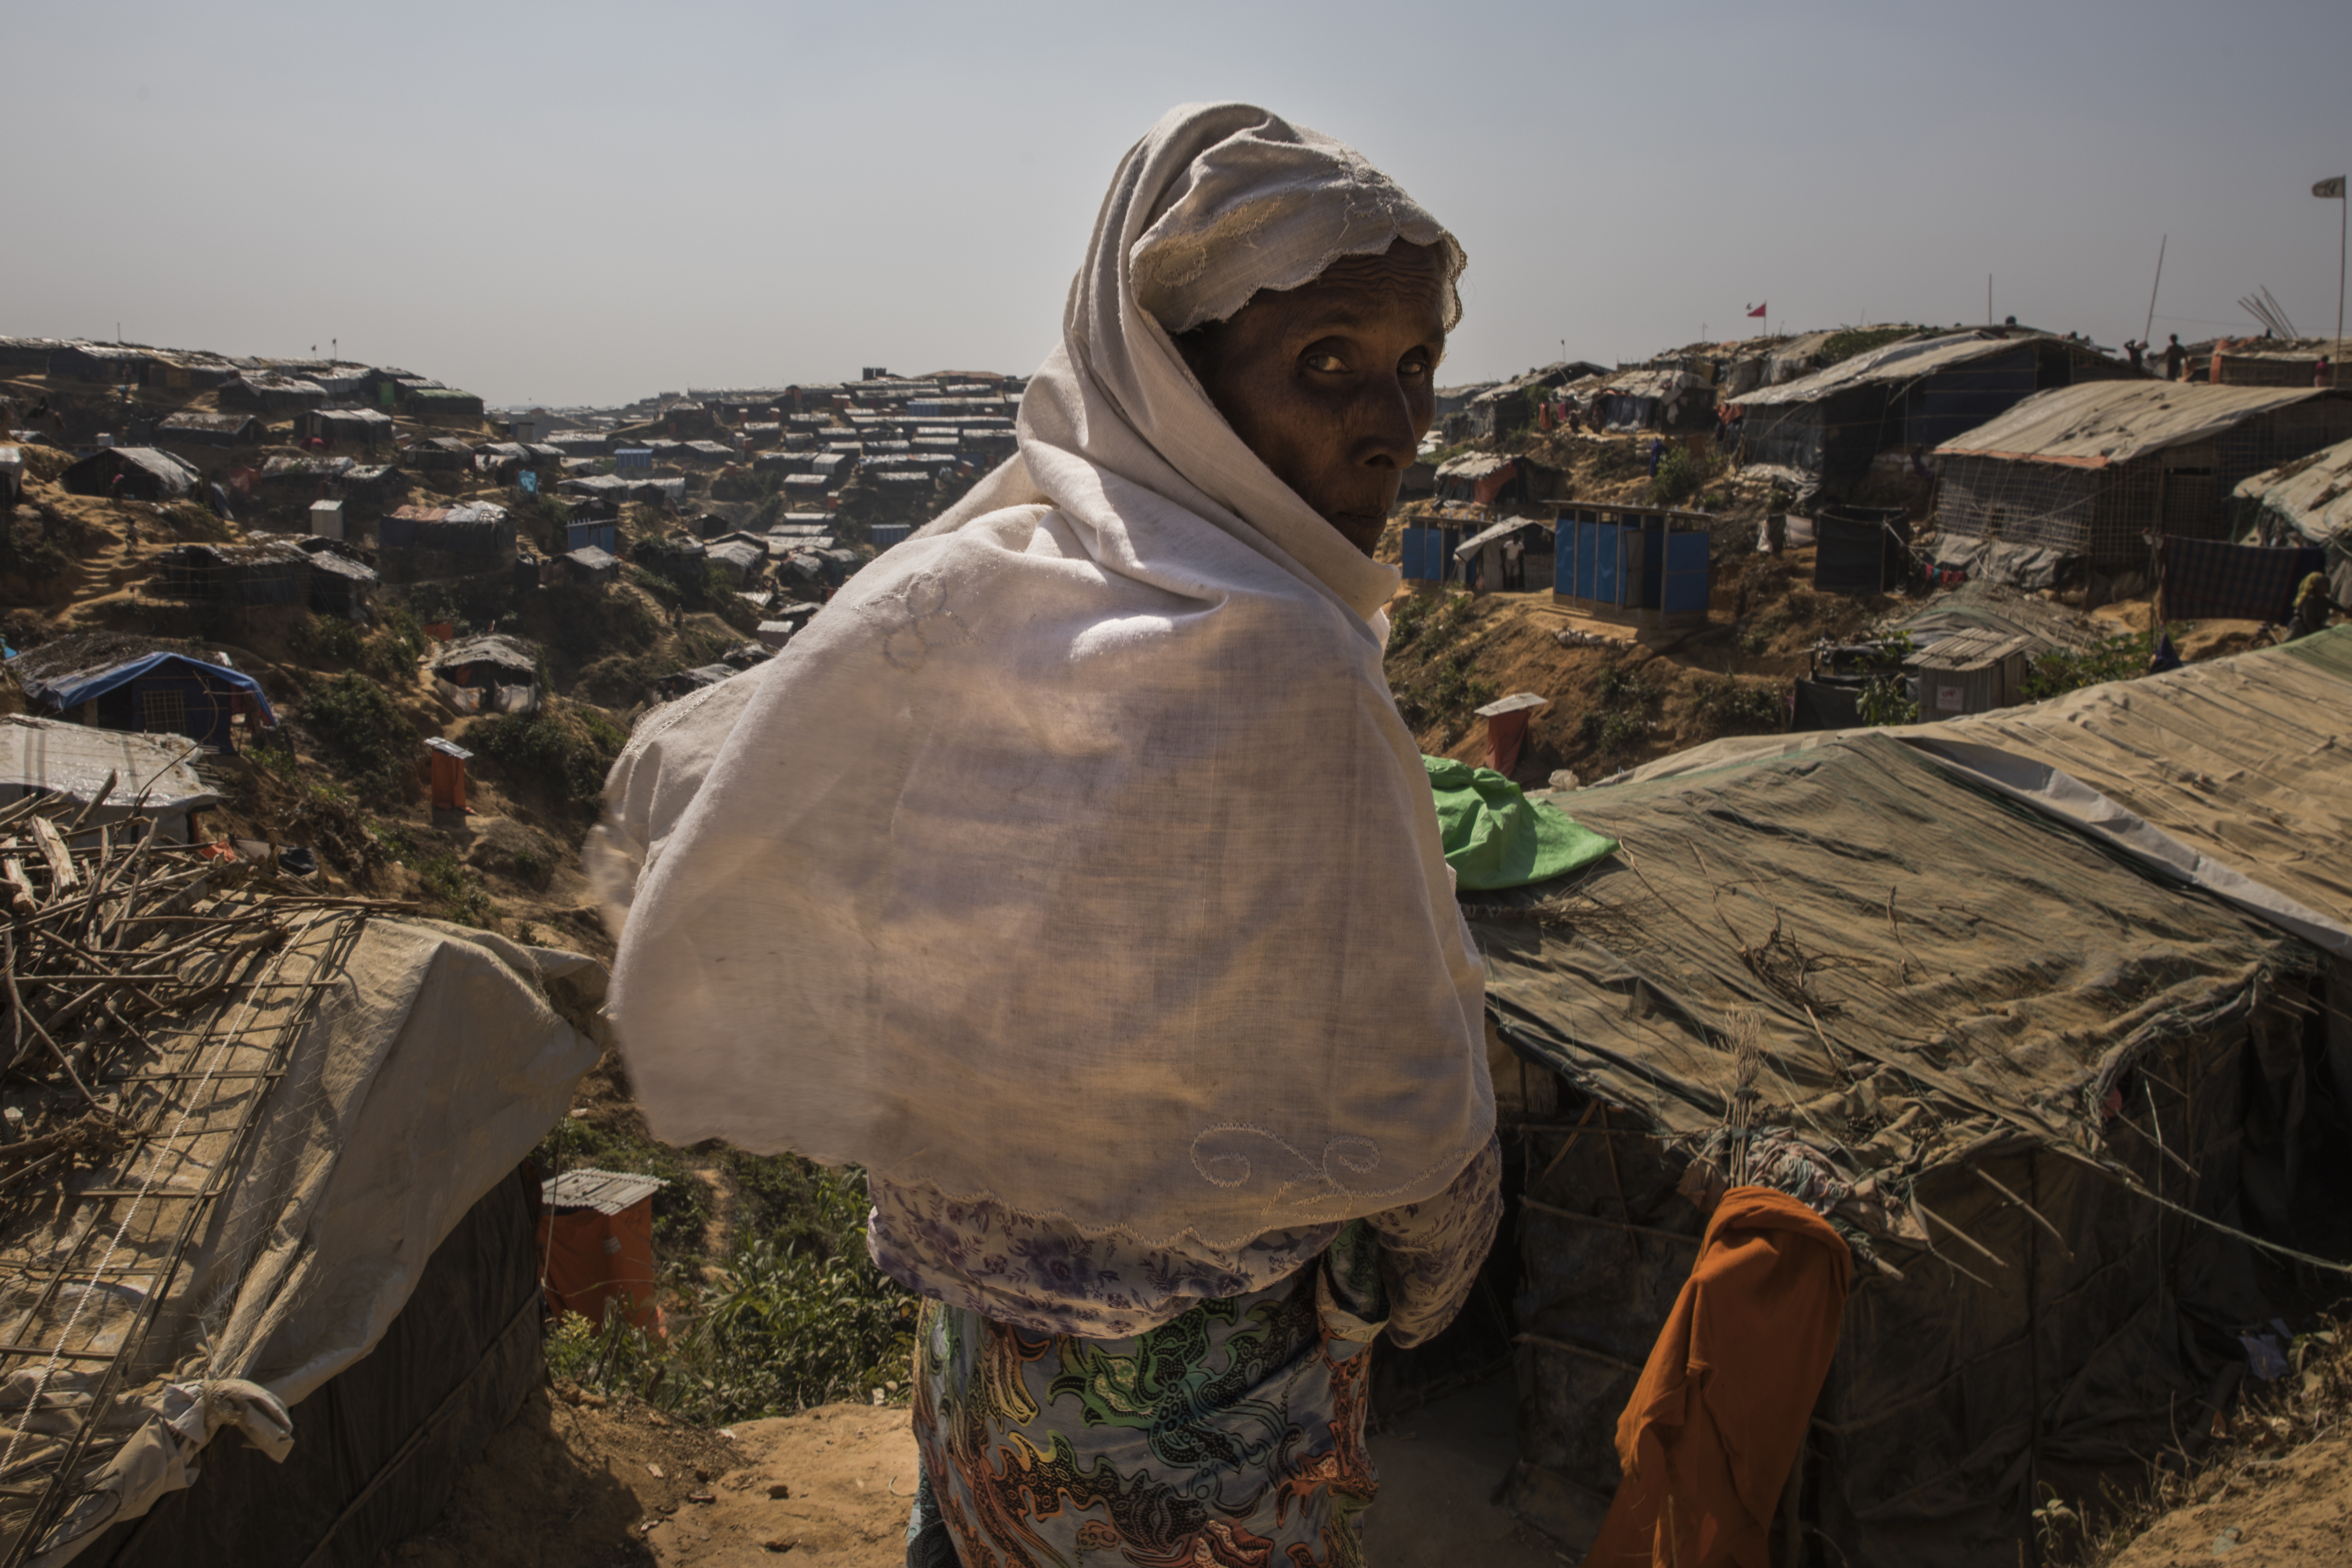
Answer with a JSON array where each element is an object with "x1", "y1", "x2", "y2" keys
[
  {"x1": 430, "y1": 634, "x2": 539, "y2": 676},
  {"x1": 0, "y1": 715, "x2": 216, "y2": 813},
  {"x1": 14, "y1": 650, "x2": 275, "y2": 725},
  {"x1": 1608, "y1": 628, "x2": 2352, "y2": 956},
  {"x1": 1889, "y1": 579, "x2": 2107, "y2": 652},
  {"x1": 1434, "y1": 453, "x2": 1516, "y2": 480},
  {"x1": 1596, "y1": 368, "x2": 1705, "y2": 401},
  {"x1": 1478, "y1": 732, "x2": 2302, "y2": 1195},
  {"x1": 1934, "y1": 381, "x2": 2331, "y2": 467},
  {"x1": 1728, "y1": 332, "x2": 2037, "y2": 408},
  {"x1": 1453, "y1": 515, "x2": 1553, "y2": 556},
  {"x1": 2233, "y1": 431, "x2": 2352, "y2": 542}
]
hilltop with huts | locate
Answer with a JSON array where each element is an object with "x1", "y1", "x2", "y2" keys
[{"x1": 1, "y1": 319, "x2": 2349, "y2": 1568}]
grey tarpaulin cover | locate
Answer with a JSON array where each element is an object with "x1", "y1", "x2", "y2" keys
[
  {"x1": 1480, "y1": 734, "x2": 2322, "y2": 1562},
  {"x1": 15, "y1": 919, "x2": 600, "y2": 1564}
]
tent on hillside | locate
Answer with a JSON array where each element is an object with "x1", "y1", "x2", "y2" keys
[
  {"x1": 430, "y1": 634, "x2": 540, "y2": 715},
  {"x1": 11, "y1": 636, "x2": 276, "y2": 753},
  {"x1": 153, "y1": 411, "x2": 260, "y2": 449},
  {"x1": 59, "y1": 448, "x2": 197, "y2": 502},
  {"x1": 0, "y1": 808, "x2": 598, "y2": 1566},
  {"x1": 1481, "y1": 730, "x2": 2337, "y2": 1563}
]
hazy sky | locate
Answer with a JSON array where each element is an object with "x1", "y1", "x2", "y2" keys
[{"x1": 7, "y1": 0, "x2": 2347, "y2": 407}]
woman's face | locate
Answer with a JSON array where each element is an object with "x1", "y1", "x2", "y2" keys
[{"x1": 1178, "y1": 239, "x2": 1447, "y2": 556}]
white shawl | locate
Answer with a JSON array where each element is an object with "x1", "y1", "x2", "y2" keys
[{"x1": 597, "y1": 102, "x2": 1491, "y2": 1250}]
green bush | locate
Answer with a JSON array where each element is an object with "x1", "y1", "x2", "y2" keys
[
  {"x1": 468, "y1": 700, "x2": 628, "y2": 810},
  {"x1": 542, "y1": 1158, "x2": 916, "y2": 1424},
  {"x1": 414, "y1": 852, "x2": 495, "y2": 927},
  {"x1": 1388, "y1": 593, "x2": 1498, "y2": 738},
  {"x1": 1692, "y1": 675, "x2": 1784, "y2": 736},
  {"x1": 1652, "y1": 444, "x2": 1704, "y2": 505},
  {"x1": 2023, "y1": 630, "x2": 2155, "y2": 701},
  {"x1": 365, "y1": 608, "x2": 429, "y2": 685},
  {"x1": 300, "y1": 674, "x2": 416, "y2": 802},
  {"x1": 1578, "y1": 662, "x2": 1665, "y2": 763},
  {"x1": 290, "y1": 614, "x2": 366, "y2": 670}
]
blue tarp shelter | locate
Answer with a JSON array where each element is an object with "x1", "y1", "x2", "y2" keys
[{"x1": 15, "y1": 653, "x2": 276, "y2": 752}]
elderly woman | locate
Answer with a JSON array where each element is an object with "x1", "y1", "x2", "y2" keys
[{"x1": 598, "y1": 103, "x2": 1500, "y2": 1566}]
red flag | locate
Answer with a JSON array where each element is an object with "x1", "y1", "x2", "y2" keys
[{"x1": 1747, "y1": 302, "x2": 1767, "y2": 318}]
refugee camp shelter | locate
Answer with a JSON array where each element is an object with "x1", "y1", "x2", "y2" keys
[
  {"x1": 1933, "y1": 382, "x2": 2352, "y2": 575},
  {"x1": 1590, "y1": 368, "x2": 1713, "y2": 432},
  {"x1": 1432, "y1": 453, "x2": 1563, "y2": 511},
  {"x1": 705, "y1": 537, "x2": 768, "y2": 586},
  {"x1": 430, "y1": 634, "x2": 540, "y2": 715},
  {"x1": 0, "y1": 714, "x2": 219, "y2": 841},
  {"x1": 59, "y1": 447, "x2": 197, "y2": 502},
  {"x1": 1552, "y1": 506, "x2": 1712, "y2": 628},
  {"x1": 1737, "y1": 332, "x2": 2130, "y2": 491},
  {"x1": 871, "y1": 522, "x2": 913, "y2": 550},
  {"x1": 379, "y1": 503, "x2": 514, "y2": 557},
  {"x1": 221, "y1": 372, "x2": 328, "y2": 413},
  {"x1": 0, "y1": 839, "x2": 598, "y2": 1567},
  {"x1": 1451, "y1": 517, "x2": 1556, "y2": 593},
  {"x1": 554, "y1": 545, "x2": 619, "y2": 587},
  {"x1": 299, "y1": 407, "x2": 395, "y2": 449},
  {"x1": 2235, "y1": 432, "x2": 2352, "y2": 606},
  {"x1": 306, "y1": 549, "x2": 378, "y2": 617},
  {"x1": 154, "y1": 411, "x2": 260, "y2": 448},
  {"x1": 10, "y1": 635, "x2": 276, "y2": 752},
  {"x1": 156, "y1": 540, "x2": 314, "y2": 607},
  {"x1": 564, "y1": 519, "x2": 620, "y2": 554},
  {"x1": 1902, "y1": 626, "x2": 2038, "y2": 716},
  {"x1": 1480, "y1": 730, "x2": 2333, "y2": 1564}
]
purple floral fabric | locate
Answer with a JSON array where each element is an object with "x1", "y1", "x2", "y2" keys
[{"x1": 867, "y1": 1139, "x2": 1501, "y2": 1341}]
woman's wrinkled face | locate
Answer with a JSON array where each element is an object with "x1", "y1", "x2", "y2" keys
[{"x1": 1176, "y1": 239, "x2": 1447, "y2": 556}]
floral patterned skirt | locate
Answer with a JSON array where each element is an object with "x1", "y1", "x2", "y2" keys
[{"x1": 908, "y1": 1230, "x2": 1386, "y2": 1568}]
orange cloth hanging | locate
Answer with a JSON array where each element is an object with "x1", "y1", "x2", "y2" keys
[{"x1": 1582, "y1": 1187, "x2": 1851, "y2": 1568}]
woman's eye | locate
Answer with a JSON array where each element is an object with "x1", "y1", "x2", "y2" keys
[
  {"x1": 1303, "y1": 352, "x2": 1347, "y2": 373},
  {"x1": 1399, "y1": 354, "x2": 1429, "y2": 377}
]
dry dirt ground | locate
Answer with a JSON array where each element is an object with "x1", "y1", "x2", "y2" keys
[
  {"x1": 385, "y1": 1376, "x2": 1564, "y2": 1568},
  {"x1": 2106, "y1": 1433, "x2": 2352, "y2": 1567}
]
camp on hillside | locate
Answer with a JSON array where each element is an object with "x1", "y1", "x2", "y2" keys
[
  {"x1": 1476, "y1": 722, "x2": 2339, "y2": 1563},
  {"x1": 0, "y1": 789, "x2": 598, "y2": 1567}
]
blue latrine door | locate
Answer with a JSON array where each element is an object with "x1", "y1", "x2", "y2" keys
[
  {"x1": 1662, "y1": 531, "x2": 1712, "y2": 616},
  {"x1": 1591, "y1": 521, "x2": 1621, "y2": 606},
  {"x1": 1401, "y1": 526, "x2": 1426, "y2": 582}
]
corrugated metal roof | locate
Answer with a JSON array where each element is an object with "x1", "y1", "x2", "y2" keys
[
  {"x1": 2234, "y1": 432, "x2": 2352, "y2": 542},
  {"x1": 542, "y1": 1167, "x2": 665, "y2": 1214},
  {"x1": 1934, "y1": 382, "x2": 2331, "y2": 468},
  {"x1": 1732, "y1": 331, "x2": 2039, "y2": 408}
]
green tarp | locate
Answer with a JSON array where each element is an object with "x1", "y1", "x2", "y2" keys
[{"x1": 1424, "y1": 756, "x2": 1618, "y2": 891}]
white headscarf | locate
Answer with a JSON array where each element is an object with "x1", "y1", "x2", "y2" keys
[{"x1": 596, "y1": 102, "x2": 1491, "y2": 1250}]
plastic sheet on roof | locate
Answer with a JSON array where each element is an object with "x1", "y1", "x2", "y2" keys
[{"x1": 1935, "y1": 380, "x2": 2328, "y2": 466}]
